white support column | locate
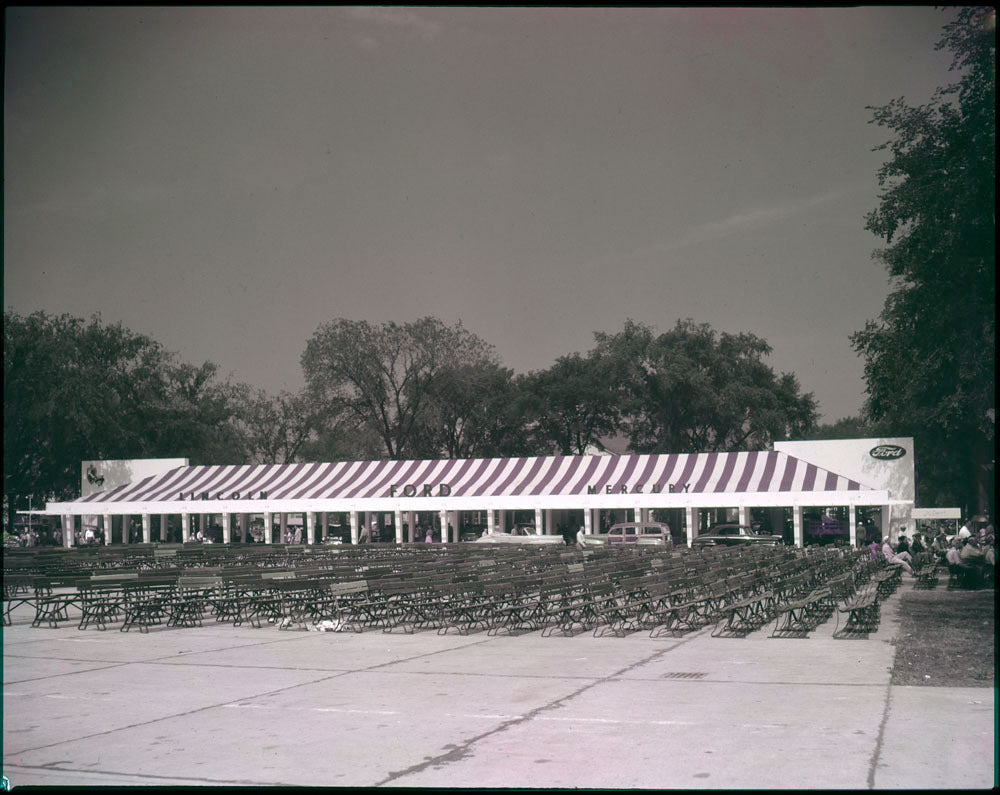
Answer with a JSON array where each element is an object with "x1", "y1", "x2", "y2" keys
[
  {"x1": 793, "y1": 506, "x2": 804, "y2": 548},
  {"x1": 321, "y1": 512, "x2": 328, "y2": 543},
  {"x1": 498, "y1": 510, "x2": 507, "y2": 533},
  {"x1": 200, "y1": 514, "x2": 207, "y2": 536},
  {"x1": 280, "y1": 513, "x2": 288, "y2": 543},
  {"x1": 306, "y1": 512, "x2": 315, "y2": 545},
  {"x1": 534, "y1": 508, "x2": 543, "y2": 534},
  {"x1": 584, "y1": 508, "x2": 593, "y2": 535},
  {"x1": 121, "y1": 514, "x2": 130, "y2": 545},
  {"x1": 63, "y1": 515, "x2": 75, "y2": 547},
  {"x1": 685, "y1": 506, "x2": 696, "y2": 547},
  {"x1": 220, "y1": 513, "x2": 230, "y2": 544},
  {"x1": 103, "y1": 515, "x2": 112, "y2": 546},
  {"x1": 142, "y1": 514, "x2": 151, "y2": 544},
  {"x1": 160, "y1": 514, "x2": 168, "y2": 543},
  {"x1": 182, "y1": 513, "x2": 191, "y2": 542},
  {"x1": 394, "y1": 510, "x2": 403, "y2": 544},
  {"x1": 883, "y1": 504, "x2": 893, "y2": 542},
  {"x1": 545, "y1": 509, "x2": 554, "y2": 536},
  {"x1": 263, "y1": 511, "x2": 273, "y2": 544},
  {"x1": 849, "y1": 506, "x2": 858, "y2": 548},
  {"x1": 350, "y1": 511, "x2": 359, "y2": 545},
  {"x1": 239, "y1": 514, "x2": 247, "y2": 544},
  {"x1": 738, "y1": 506, "x2": 750, "y2": 528},
  {"x1": 439, "y1": 510, "x2": 449, "y2": 543},
  {"x1": 486, "y1": 509, "x2": 496, "y2": 536}
]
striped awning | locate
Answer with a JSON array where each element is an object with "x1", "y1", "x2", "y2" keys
[{"x1": 75, "y1": 452, "x2": 874, "y2": 506}]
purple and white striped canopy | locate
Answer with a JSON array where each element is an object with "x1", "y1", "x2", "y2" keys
[{"x1": 77, "y1": 452, "x2": 873, "y2": 505}]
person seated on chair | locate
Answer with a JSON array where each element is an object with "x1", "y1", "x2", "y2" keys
[
  {"x1": 868, "y1": 538, "x2": 883, "y2": 561},
  {"x1": 945, "y1": 536, "x2": 964, "y2": 566},
  {"x1": 983, "y1": 535, "x2": 995, "y2": 587},
  {"x1": 959, "y1": 535, "x2": 986, "y2": 588},
  {"x1": 881, "y1": 538, "x2": 914, "y2": 575},
  {"x1": 945, "y1": 536, "x2": 977, "y2": 589}
]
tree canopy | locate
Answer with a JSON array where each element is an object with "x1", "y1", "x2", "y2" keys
[
  {"x1": 3, "y1": 310, "x2": 243, "y2": 529},
  {"x1": 519, "y1": 353, "x2": 620, "y2": 456},
  {"x1": 301, "y1": 317, "x2": 504, "y2": 459},
  {"x1": 851, "y1": 7, "x2": 995, "y2": 515},
  {"x1": 590, "y1": 319, "x2": 818, "y2": 453}
]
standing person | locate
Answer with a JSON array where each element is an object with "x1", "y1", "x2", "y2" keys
[
  {"x1": 293, "y1": 525, "x2": 302, "y2": 545},
  {"x1": 424, "y1": 526, "x2": 433, "y2": 544},
  {"x1": 576, "y1": 525, "x2": 586, "y2": 549},
  {"x1": 958, "y1": 520, "x2": 973, "y2": 540}
]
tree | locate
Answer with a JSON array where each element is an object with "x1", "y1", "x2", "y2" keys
[
  {"x1": 521, "y1": 353, "x2": 620, "y2": 455},
  {"x1": 301, "y1": 317, "x2": 501, "y2": 459},
  {"x1": 230, "y1": 387, "x2": 319, "y2": 464},
  {"x1": 141, "y1": 361, "x2": 246, "y2": 466},
  {"x1": 852, "y1": 7, "x2": 995, "y2": 516},
  {"x1": 409, "y1": 361, "x2": 535, "y2": 459},
  {"x1": 3, "y1": 310, "x2": 246, "y2": 531},
  {"x1": 593, "y1": 319, "x2": 818, "y2": 453},
  {"x1": 799, "y1": 415, "x2": 887, "y2": 442}
]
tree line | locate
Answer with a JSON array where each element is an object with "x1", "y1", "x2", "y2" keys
[{"x1": 3, "y1": 310, "x2": 819, "y2": 531}]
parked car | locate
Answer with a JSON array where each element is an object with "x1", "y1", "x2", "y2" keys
[
  {"x1": 691, "y1": 524, "x2": 782, "y2": 547},
  {"x1": 460, "y1": 525, "x2": 488, "y2": 542},
  {"x1": 605, "y1": 521, "x2": 673, "y2": 547},
  {"x1": 474, "y1": 525, "x2": 566, "y2": 545}
]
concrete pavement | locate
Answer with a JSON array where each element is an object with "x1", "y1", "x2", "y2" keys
[{"x1": 2, "y1": 590, "x2": 995, "y2": 789}]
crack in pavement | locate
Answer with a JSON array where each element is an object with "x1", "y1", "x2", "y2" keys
[
  {"x1": 2, "y1": 633, "x2": 498, "y2": 757},
  {"x1": 1, "y1": 762, "x2": 293, "y2": 788},
  {"x1": 373, "y1": 631, "x2": 699, "y2": 786}
]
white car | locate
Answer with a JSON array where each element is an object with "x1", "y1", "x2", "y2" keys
[{"x1": 473, "y1": 525, "x2": 566, "y2": 545}]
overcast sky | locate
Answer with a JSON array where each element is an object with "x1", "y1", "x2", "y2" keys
[{"x1": 4, "y1": 7, "x2": 959, "y2": 425}]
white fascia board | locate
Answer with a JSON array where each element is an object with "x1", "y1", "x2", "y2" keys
[{"x1": 48, "y1": 489, "x2": 891, "y2": 515}]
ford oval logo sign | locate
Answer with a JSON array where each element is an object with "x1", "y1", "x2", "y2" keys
[{"x1": 870, "y1": 444, "x2": 906, "y2": 460}]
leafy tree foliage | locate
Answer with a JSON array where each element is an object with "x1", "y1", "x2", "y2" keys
[
  {"x1": 521, "y1": 353, "x2": 620, "y2": 455},
  {"x1": 3, "y1": 310, "x2": 242, "y2": 529},
  {"x1": 852, "y1": 7, "x2": 995, "y2": 515},
  {"x1": 230, "y1": 387, "x2": 319, "y2": 464},
  {"x1": 410, "y1": 362, "x2": 535, "y2": 459},
  {"x1": 592, "y1": 319, "x2": 818, "y2": 453},
  {"x1": 798, "y1": 415, "x2": 891, "y2": 442},
  {"x1": 301, "y1": 317, "x2": 502, "y2": 459},
  {"x1": 299, "y1": 417, "x2": 386, "y2": 463}
]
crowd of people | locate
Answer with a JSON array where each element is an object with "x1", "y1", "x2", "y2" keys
[{"x1": 864, "y1": 518, "x2": 994, "y2": 589}]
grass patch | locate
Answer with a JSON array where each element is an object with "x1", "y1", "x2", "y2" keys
[{"x1": 890, "y1": 586, "x2": 995, "y2": 687}]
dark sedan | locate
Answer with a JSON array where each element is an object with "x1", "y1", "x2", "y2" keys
[{"x1": 691, "y1": 524, "x2": 782, "y2": 547}]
